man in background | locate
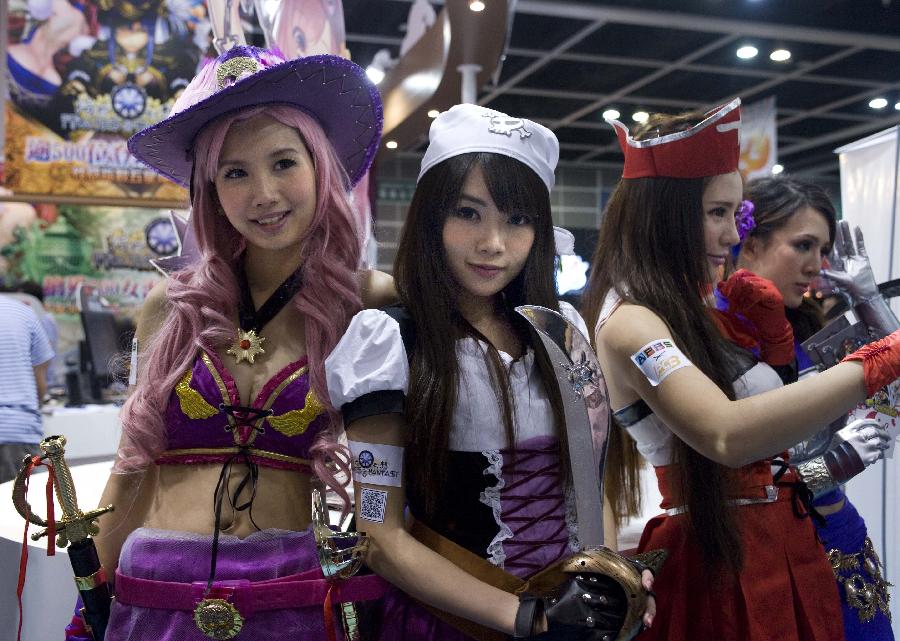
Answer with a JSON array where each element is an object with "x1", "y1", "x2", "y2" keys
[{"x1": 0, "y1": 293, "x2": 54, "y2": 484}]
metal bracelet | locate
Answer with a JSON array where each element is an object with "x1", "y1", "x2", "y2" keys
[{"x1": 794, "y1": 457, "x2": 837, "y2": 498}]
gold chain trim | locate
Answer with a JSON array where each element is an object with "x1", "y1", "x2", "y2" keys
[
  {"x1": 828, "y1": 537, "x2": 892, "y2": 623},
  {"x1": 157, "y1": 447, "x2": 311, "y2": 467}
]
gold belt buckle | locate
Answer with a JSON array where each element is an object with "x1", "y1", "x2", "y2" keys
[{"x1": 194, "y1": 597, "x2": 244, "y2": 639}]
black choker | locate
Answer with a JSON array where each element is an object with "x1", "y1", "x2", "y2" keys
[{"x1": 227, "y1": 268, "x2": 302, "y2": 365}]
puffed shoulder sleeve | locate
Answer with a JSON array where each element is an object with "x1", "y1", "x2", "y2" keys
[
  {"x1": 325, "y1": 308, "x2": 410, "y2": 426},
  {"x1": 559, "y1": 301, "x2": 590, "y2": 339}
]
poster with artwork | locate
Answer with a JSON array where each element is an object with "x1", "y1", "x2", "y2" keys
[
  {"x1": 4, "y1": 0, "x2": 211, "y2": 203},
  {"x1": 739, "y1": 96, "x2": 778, "y2": 181}
]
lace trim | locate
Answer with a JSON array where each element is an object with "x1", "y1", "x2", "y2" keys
[
  {"x1": 479, "y1": 449, "x2": 514, "y2": 568},
  {"x1": 564, "y1": 485, "x2": 581, "y2": 552}
]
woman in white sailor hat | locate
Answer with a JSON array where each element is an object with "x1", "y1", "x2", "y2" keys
[{"x1": 325, "y1": 103, "x2": 656, "y2": 641}]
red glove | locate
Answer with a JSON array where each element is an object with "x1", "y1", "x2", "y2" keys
[
  {"x1": 710, "y1": 309, "x2": 758, "y2": 352},
  {"x1": 843, "y1": 329, "x2": 900, "y2": 396},
  {"x1": 717, "y1": 269, "x2": 795, "y2": 366}
]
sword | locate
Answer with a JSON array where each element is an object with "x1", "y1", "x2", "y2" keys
[
  {"x1": 312, "y1": 484, "x2": 369, "y2": 641},
  {"x1": 515, "y1": 305, "x2": 608, "y2": 546},
  {"x1": 516, "y1": 306, "x2": 663, "y2": 641},
  {"x1": 12, "y1": 435, "x2": 114, "y2": 640}
]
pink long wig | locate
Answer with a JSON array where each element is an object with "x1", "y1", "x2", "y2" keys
[{"x1": 116, "y1": 105, "x2": 363, "y2": 509}]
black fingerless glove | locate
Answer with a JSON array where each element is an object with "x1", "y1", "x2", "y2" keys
[{"x1": 515, "y1": 574, "x2": 628, "y2": 641}]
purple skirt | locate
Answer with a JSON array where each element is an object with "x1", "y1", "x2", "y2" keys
[{"x1": 106, "y1": 527, "x2": 331, "y2": 641}]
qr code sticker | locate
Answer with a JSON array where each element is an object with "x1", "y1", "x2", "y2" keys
[{"x1": 359, "y1": 487, "x2": 388, "y2": 523}]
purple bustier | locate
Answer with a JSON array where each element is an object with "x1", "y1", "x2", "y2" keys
[
  {"x1": 484, "y1": 435, "x2": 578, "y2": 578},
  {"x1": 157, "y1": 349, "x2": 328, "y2": 471}
]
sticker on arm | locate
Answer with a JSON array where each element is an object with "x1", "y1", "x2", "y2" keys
[
  {"x1": 347, "y1": 440, "x2": 403, "y2": 487},
  {"x1": 630, "y1": 339, "x2": 692, "y2": 387},
  {"x1": 129, "y1": 337, "x2": 139, "y2": 386},
  {"x1": 359, "y1": 487, "x2": 388, "y2": 523}
]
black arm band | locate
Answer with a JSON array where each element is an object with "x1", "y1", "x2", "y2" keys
[
  {"x1": 823, "y1": 440, "x2": 865, "y2": 484},
  {"x1": 341, "y1": 390, "x2": 405, "y2": 426},
  {"x1": 514, "y1": 595, "x2": 542, "y2": 638}
]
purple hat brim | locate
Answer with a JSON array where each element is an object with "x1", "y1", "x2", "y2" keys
[{"x1": 127, "y1": 54, "x2": 383, "y2": 189}]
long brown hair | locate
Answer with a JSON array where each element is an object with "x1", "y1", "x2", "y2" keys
[
  {"x1": 395, "y1": 152, "x2": 566, "y2": 519},
  {"x1": 743, "y1": 176, "x2": 837, "y2": 343},
  {"x1": 582, "y1": 110, "x2": 747, "y2": 569}
]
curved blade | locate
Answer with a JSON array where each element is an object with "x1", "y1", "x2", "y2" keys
[{"x1": 515, "y1": 305, "x2": 610, "y2": 548}]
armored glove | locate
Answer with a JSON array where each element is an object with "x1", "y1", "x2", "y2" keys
[
  {"x1": 517, "y1": 574, "x2": 627, "y2": 641},
  {"x1": 822, "y1": 222, "x2": 900, "y2": 335},
  {"x1": 514, "y1": 548, "x2": 663, "y2": 641},
  {"x1": 842, "y1": 329, "x2": 900, "y2": 396},
  {"x1": 794, "y1": 418, "x2": 888, "y2": 497},
  {"x1": 717, "y1": 269, "x2": 795, "y2": 365}
]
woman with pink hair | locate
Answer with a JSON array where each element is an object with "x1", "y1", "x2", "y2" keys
[{"x1": 64, "y1": 45, "x2": 393, "y2": 640}]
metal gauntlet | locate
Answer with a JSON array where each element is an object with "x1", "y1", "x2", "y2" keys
[
  {"x1": 794, "y1": 442, "x2": 865, "y2": 498},
  {"x1": 514, "y1": 547, "x2": 664, "y2": 641},
  {"x1": 854, "y1": 293, "x2": 900, "y2": 336}
]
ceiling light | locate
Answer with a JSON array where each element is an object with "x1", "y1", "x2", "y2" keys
[
  {"x1": 386, "y1": 141, "x2": 398, "y2": 150},
  {"x1": 365, "y1": 66, "x2": 385, "y2": 85},
  {"x1": 736, "y1": 45, "x2": 758, "y2": 60},
  {"x1": 602, "y1": 108, "x2": 620, "y2": 120},
  {"x1": 632, "y1": 111, "x2": 649, "y2": 123},
  {"x1": 772, "y1": 163, "x2": 784, "y2": 175},
  {"x1": 895, "y1": 101, "x2": 900, "y2": 111},
  {"x1": 469, "y1": 0, "x2": 485, "y2": 11},
  {"x1": 869, "y1": 97, "x2": 888, "y2": 109},
  {"x1": 427, "y1": 109, "x2": 440, "y2": 118},
  {"x1": 769, "y1": 49, "x2": 791, "y2": 62}
]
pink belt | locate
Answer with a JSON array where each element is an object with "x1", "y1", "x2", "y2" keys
[{"x1": 114, "y1": 568, "x2": 388, "y2": 619}]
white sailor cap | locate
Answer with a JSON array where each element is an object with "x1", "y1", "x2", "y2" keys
[{"x1": 418, "y1": 104, "x2": 559, "y2": 192}]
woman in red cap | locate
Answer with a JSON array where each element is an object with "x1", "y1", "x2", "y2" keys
[{"x1": 582, "y1": 101, "x2": 900, "y2": 641}]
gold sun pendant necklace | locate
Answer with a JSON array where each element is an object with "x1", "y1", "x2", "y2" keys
[{"x1": 227, "y1": 268, "x2": 302, "y2": 365}]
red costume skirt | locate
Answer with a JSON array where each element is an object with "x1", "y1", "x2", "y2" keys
[{"x1": 637, "y1": 461, "x2": 844, "y2": 641}]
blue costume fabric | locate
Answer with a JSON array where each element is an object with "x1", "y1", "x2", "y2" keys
[{"x1": 794, "y1": 343, "x2": 894, "y2": 640}]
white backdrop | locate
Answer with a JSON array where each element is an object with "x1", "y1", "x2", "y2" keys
[{"x1": 837, "y1": 126, "x2": 900, "y2": 625}]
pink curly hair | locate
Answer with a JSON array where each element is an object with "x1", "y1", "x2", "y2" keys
[{"x1": 115, "y1": 105, "x2": 363, "y2": 510}]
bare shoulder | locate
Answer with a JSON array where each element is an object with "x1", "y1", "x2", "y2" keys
[
  {"x1": 599, "y1": 303, "x2": 674, "y2": 356},
  {"x1": 136, "y1": 279, "x2": 170, "y2": 343},
  {"x1": 359, "y1": 269, "x2": 398, "y2": 309}
]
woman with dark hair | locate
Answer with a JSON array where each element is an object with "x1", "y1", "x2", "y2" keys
[
  {"x1": 582, "y1": 99, "x2": 900, "y2": 641},
  {"x1": 734, "y1": 176, "x2": 893, "y2": 640},
  {"x1": 64, "y1": 46, "x2": 394, "y2": 640},
  {"x1": 325, "y1": 104, "x2": 654, "y2": 641}
]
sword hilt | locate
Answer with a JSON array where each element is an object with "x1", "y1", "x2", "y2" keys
[
  {"x1": 312, "y1": 485, "x2": 368, "y2": 640},
  {"x1": 11, "y1": 435, "x2": 114, "y2": 548}
]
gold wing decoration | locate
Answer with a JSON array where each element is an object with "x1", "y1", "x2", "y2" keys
[
  {"x1": 175, "y1": 368, "x2": 219, "y2": 420},
  {"x1": 267, "y1": 390, "x2": 325, "y2": 437}
]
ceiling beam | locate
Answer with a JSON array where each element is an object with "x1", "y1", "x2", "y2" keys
[
  {"x1": 516, "y1": 0, "x2": 900, "y2": 52},
  {"x1": 504, "y1": 47, "x2": 885, "y2": 90},
  {"x1": 778, "y1": 79, "x2": 900, "y2": 129},
  {"x1": 780, "y1": 112, "x2": 900, "y2": 157},
  {"x1": 477, "y1": 21, "x2": 604, "y2": 106},
  {"x1": 558, "y1": 33, "x2": 739, "y2": 159},
  {"x1": 717, "y1": 46, "x2": 861, "y2": 106}
]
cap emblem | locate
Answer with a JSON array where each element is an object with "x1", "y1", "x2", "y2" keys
[
  {"x1": 216, "y1": 56, "x2": 261, "y2": 90},
  {"x1": 485, "y1": 113, "x2": 532, "y2": 140}
]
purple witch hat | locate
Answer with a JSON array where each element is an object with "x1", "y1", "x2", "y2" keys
[{"x1": 128, "y1": 46, "x2": 383, "y2": 189}]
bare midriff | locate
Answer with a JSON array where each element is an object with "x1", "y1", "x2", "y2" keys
[{"x1": 144, "y1": 463, "x2": 313, "y2": 537}]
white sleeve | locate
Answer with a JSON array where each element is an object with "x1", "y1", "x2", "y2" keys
[
  {"x1": 325, "y1": 309, "x2": 409, "y2": 409},
  {"x1": 559, "y1": 301, "x2": 590, "y2": 340}
]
